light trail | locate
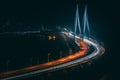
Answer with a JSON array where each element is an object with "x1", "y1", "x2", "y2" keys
[
  {"x1": 0, "y1": 4, "x2": 105, "y2": 80},
  {"x1": 0, "y1": 32, "x2": 105, "y2": 80}
]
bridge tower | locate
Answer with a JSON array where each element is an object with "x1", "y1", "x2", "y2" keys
[
  {"x1": 83, "y1": 5, "x2": 90, "y2": 40},
  {"x1": 74, "y1": 4, "x2": 81, "y2": 41},
  {"x1": 74, "y1": 4, "x2": 90, "y2": 40}
]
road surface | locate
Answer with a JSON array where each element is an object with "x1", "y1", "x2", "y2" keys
[{"x1": 0, "y1": 32, "x2": 105, "y2": 80}]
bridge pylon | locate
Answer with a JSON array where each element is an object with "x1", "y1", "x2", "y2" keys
[
  {"x1": 83, "y1": 5, "x2": 90, "y2": 40},
  {"x1": 74, "y1": 4, "x2": 90, "y2": 41},
  {"x1": 74, "y1": 4, "x2": 81, "y2": 41}
]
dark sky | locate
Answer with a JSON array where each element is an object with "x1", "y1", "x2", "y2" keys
[
  {"x1": 0, "y1": 0, "x2": 119, "y2": 53},
  {"x1": 0, "y1": 0, "x2": 119, "y2": 79},
  {"x1": 0, "y1": 0, "x2": 118, "y2": 27}
]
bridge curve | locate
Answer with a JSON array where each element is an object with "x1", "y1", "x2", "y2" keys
[{"x1": 0, "y1": 32, "x2": 105, "y2": 80}]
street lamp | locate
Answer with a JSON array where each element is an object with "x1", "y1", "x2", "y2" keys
[
  {"x1": 48, "y1": 53, "x2": 51, "y2": 62},
  {"x1": 59, "y1": 51, "x2": 63, "y2": 58},
  {"x1": 69, "y1": 48, "x2": 73, "y2": 55},
  {"x1": 37, "y1": 57, "x2": 39, "y2": 64}
]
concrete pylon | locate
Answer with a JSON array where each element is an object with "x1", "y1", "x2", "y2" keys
[
  {"x1": 83, "y1": 5, "x2": 90, "y2": 40},
  {"x1": 74, "y1": 4, "x2": 81, "y2": 41}
]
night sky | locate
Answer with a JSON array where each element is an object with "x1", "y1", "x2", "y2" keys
[{"x1": 0, "y1": 0, "x2": 119, "y2": 79}]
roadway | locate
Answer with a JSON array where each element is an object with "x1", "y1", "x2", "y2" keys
[{"x1": 0, "y1": 32, "x2": 105, "y2": 80}]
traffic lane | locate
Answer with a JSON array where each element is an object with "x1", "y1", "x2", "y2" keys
[{"x1": 0, "y1": 38, "x2": 88, "y2": 78}]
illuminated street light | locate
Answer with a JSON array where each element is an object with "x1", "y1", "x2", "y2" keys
[
  {"x1": 53, "y1": 36, "x2": 56, "y2": 40},
  {"x1": 48, "y1": 36, "x2": 52, "y2": 40}
]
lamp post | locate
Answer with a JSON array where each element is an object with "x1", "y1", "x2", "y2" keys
[
  {"x1": 69, "y1": 48, "x2": 73, "y2": 55},
  {"x1": 37, "y1": 57, "x2": 39, "y2": 64},
  {"x1": 60, "y1": 51, "x2": 62, "y2": 58},
  {"x1": 48, "y1": 53, "x2": 51, "y2": 62}
]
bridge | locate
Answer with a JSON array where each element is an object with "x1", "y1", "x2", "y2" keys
[{"x1": 0, "y1": 4, "x2": 105, "y2": 80}]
